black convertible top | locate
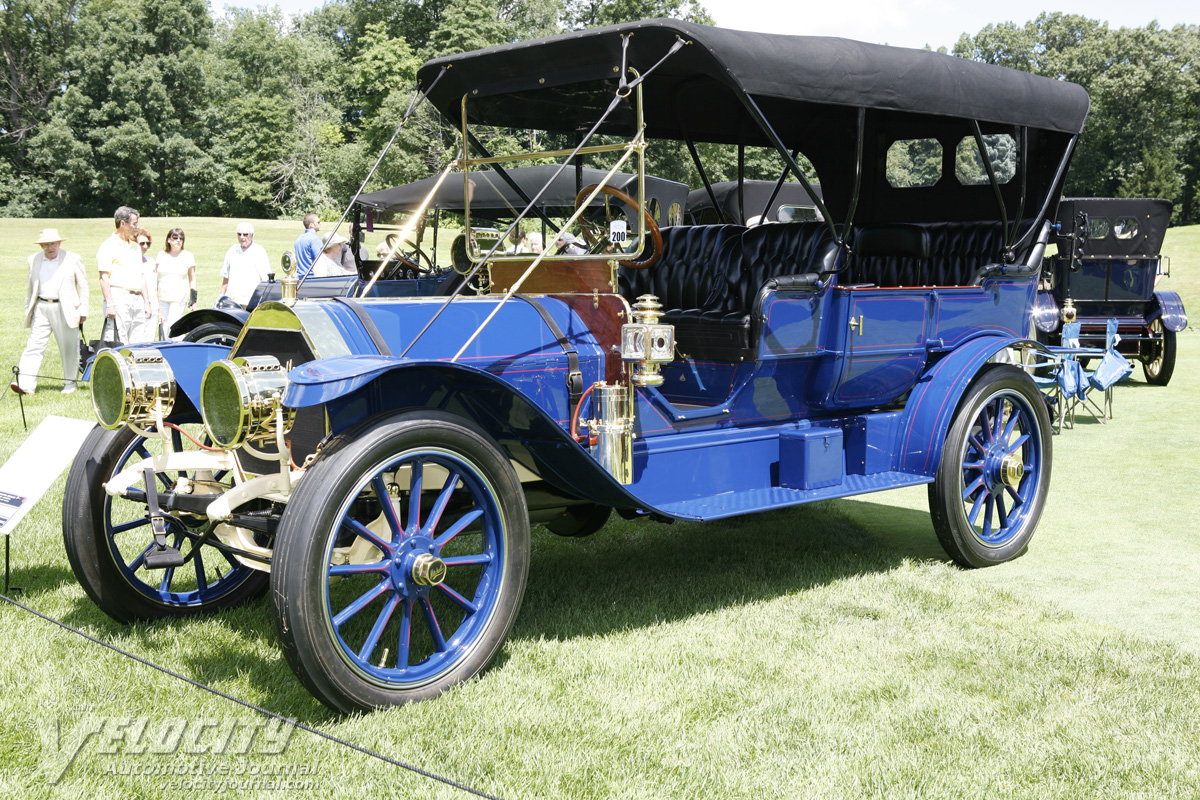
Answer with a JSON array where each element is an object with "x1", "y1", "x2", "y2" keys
[{"x1": 418, "y1": 19, "x2": 1090, "y2": 139}]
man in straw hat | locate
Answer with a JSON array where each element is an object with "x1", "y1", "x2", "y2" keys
[{"x1": 13, "y1": 229, "x2": 90, "y2": 395}]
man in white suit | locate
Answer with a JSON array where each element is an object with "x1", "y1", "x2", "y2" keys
[{"x1": 12, "y1": 229, "x2": 90, "y2": 395}]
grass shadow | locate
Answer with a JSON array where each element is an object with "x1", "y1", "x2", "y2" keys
[{"x1": 513, "y1": 498, "x2": 952, "y2": 643}]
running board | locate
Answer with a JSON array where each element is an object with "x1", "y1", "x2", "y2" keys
[{"x1": 654, "y1": 471, "x2": 933, "y2": 521}]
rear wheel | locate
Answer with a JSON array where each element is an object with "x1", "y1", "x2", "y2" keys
[
  {"x1": 271, "y1": 411, "x2": 530, "y2": 713},
  {"x1": 928, "y1": 366, "x2": 1052, "y2": 568},
  {"x1": 1142, "y1": 318, "x2": 1176, "y2": 386},
  {"x1": 62, "y1": 424, "x2": 267, "y2": 622}
]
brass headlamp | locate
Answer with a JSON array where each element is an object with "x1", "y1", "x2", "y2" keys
[
  {"x1": 91, "y1": 348, "x2": 176, "y2": 430},
  {"x1": 200, "y1": 356, "x2": 294, "y2": 449}
]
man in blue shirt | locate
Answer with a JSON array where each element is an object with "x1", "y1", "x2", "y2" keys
[{"x1": 293, "y1": 213, "x2": 323, "y2": 279}]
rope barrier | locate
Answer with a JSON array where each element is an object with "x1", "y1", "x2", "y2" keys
[{"x1": 0, "y1": 592, "x2": 504, "y2": 800}]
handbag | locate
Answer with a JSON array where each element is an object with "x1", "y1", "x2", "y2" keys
[{"x1": 80, "y1": 318, "x2": 121, "y2": 373}]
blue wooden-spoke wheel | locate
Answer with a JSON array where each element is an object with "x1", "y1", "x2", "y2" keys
[
  {"x1": 63, "y1": 424, "x2": 267, "y2": 623},
  {"x1": 271, "y1": 411, "x2": 530, "y2": 713},
  {"x1": 929, "y1": 365, "x2": 1052, "y2": 568}
]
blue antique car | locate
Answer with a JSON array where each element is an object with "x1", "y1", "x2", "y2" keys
[
  {"x1": 64, "y1": 20, "x2": 1090, "y2": 713},
  {"x1": 1033, "y1": 197, "x2": 1187, "y2": 384}
]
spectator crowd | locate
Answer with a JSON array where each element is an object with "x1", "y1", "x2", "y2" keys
[{"x1": 12, "y1": 207, "x2": 341, "y2": 396}]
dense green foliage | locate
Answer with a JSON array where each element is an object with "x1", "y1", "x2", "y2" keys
[
  {"x1": 955, "y1": 14, "x2": 1200, "y2": 224},
  {"x1": 2, "y1": 0, "x2": 1197, "y2": 222}
]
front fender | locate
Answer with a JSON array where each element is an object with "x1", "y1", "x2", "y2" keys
[
  {"x1": 898, "y1": 335, "x2": 1031, "y2": 477},
  {"x1": 287, "y1": 357, "x2": 651, "y2": 513},
  {"x1": 1152, "y1": 290, "x2": 1188, "y2": 331}
]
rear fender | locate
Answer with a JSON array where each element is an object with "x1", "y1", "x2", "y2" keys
[
  {"x1": 284, "y1": 357, "x2": 647, "y2": 512},
  {"x1": 897, "y1": 335, "x2": 1034, "y2": 477},
  {"x1": 1151, "y1": 290, "x2": 1188, "y2": 331}
]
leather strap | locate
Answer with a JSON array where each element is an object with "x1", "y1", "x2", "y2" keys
[
  {"x1": 334, "y1": 297, "x2": 393, "y2": 356},
  {"x1": 515, "y1": 295, "x2": 583, "y2": 414}
]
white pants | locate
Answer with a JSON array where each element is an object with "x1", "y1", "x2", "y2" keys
[
  {"x1": 110, "y1": 290, "x2": 154, "y2": 344},
  {"x1": 160, "y1": 300, "x2": 188, "y2": 338},
  {"x1": 17, "y1": 300, "x2": 80, "y2": 393}
]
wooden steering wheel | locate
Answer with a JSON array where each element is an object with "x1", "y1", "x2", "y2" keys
[{"x1": 574, "y1": 184, "x2": 663, "y2": 269}]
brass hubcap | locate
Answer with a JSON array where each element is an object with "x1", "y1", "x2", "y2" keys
[
  {"x1": 411, "y1": 554, "x2": 447, "y2": 587},
  {"x1": 1000, "y1": 453, "x2": 1024, "y2": 488}
]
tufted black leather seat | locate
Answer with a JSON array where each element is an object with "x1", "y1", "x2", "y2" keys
[
  {"x1": 619, "y1": 222, "x2": 841, "y2": 360},
  {"x1": 849, "y1": 221, "x2": 1035, "y2": 288},
  {"x1": 618, "y1": 224, "x2": 746, "y2": 317},
  {"x1": 848, "y1": 224, "x2": 930, "y2": 285}
]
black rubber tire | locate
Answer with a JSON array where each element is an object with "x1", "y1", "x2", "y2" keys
[
  {"x1": 271, "y1": 410, "x2": 530, "y2": 713},
  {"x1": 928, "y1": 365, "x2": 1053, "y2": 569},
  {"x1": 544, "y1": 503, "x2": 612, "y2": 537},
  {"x1": 62, "y1": 424, "x2": 268, "y2": 623},
  {"x1": 184, "y1": 321, "x2": 241, "y2": 347},
  {"x1": 1142, "y1": 321, "x2": 1176, "y2": 386}
]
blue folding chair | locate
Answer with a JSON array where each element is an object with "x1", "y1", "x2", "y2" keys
[{"x1": 1087, "y1": 318, "x2": 1133, "y2": 419}]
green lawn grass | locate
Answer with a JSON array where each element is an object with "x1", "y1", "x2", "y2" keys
[{"x1": 1, "y1": 218, "x2": 1198, "y2": 798}]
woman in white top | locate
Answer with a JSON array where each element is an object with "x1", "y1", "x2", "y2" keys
[
  {"x1": 312, "y1": 235, "x2": 354, "y2": 278},
  {"x1": 156, "y1": 227, "x2": 197, "y2": 336}
]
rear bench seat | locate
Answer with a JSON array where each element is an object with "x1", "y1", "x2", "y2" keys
[{"x1": 849, "y1": 220, "x2": 1038, "y2": 287}]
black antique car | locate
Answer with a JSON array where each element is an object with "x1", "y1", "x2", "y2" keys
[
  {"x1": 66, "y1": 19, "x2": 1089, "y2": 713},
  {"x1": 1034, "y1": 197, "x2": 1187, "y2": 384}
]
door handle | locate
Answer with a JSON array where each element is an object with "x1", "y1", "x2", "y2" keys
[{"x1": 849, "y1": 314, "x2": 864, "y2": 336}]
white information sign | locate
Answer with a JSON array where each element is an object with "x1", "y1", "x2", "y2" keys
[{"x1": 0, "y1": 415, "x2": 96, "y2": 535}]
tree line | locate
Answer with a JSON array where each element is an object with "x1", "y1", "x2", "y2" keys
[{"x1": 2, "y1": 1, "x2": 1197, "y2": 224}]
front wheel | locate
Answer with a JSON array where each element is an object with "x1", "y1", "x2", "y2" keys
[
  {"x1": 62, "y1": 424, "x2": 268, "y2": 622},
  {"x1": 271, "y1": 411, "x2": 530, "y2": 713},
  {"x1": 1141, "y1": 318, "x2": 1176, "y2": 386},
  {"x1": 928, "y1": 365, "x2": 1052, "y2": 568}
]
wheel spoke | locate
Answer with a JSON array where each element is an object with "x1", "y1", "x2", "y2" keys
[
  {"x1": 421, "y1": 471, "x2": 461, "y2": 538},
  {"x1": 358, "y1": 594, "x2": 400, "y2": 662},
  {"x1": 332, "y1": 577, "x2": 391, "y2": 628},
  {"x1": 968, "y1": 434, "x2": 986, "y2": 455},
  {"x1": 1002, "y1": 405, "x2": 1021, "y2": 442},
  {"x1": 341, "y1": 516, "x2": 394, "y2": 556},
  {"x1": 966, "y1": 489, "x2": 987, "y2": 526},
  {"x1": 419, "y1": 597, "x2": 447, "y2": 652},
  {"x1": 433, "y1": 508, "x2": 484, "y2": 548},
  {"x1": 996, "y1": 494, "x2": 1009, "y2": 529},
  {"x1": 436, "y1": 582, "x2": 478, "y2": 614},
  {"x1": 441, "y1": 553, "x2": 493, "y2": 567},
  {"x1": 1004, "y1": 433, "x2": 1030, "y2": 454},
  {"x1": 159, "y1": 567, "x2": 175, "y2": 594},
  {"x1": 328, "y1": 561, "x2": 389, "y2": 576},
  {"x1": 111, "y1": 518, "x2": 151, "y2": 534},
  {"x1": 407, "y1": 460, "x2": 424, "y2": 533},
  {"x1": 981, "y1": 495, "x2": 994, "y2": 538},
  {"x1": 1005, "y1": 483, "x2": 1023, "y2": 506},
  {"x1": 961, "y1": 474, "x2": 986, "y2": 501},
  {"x1": 990, "y1": 399, "x2": 1006, "y2": 441},
  {"x1": 396, "y1": 601, "x2": 412, "y2": 669},
  {"x1": 371, "y1": 477, "x2": 404, "y2": 541},
  {"x1": 128, "y1": 543, "x2": 155, "y2": 572},
  {"x1": 193, "y1": 548, "x2": 208, "y2": 592}
]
